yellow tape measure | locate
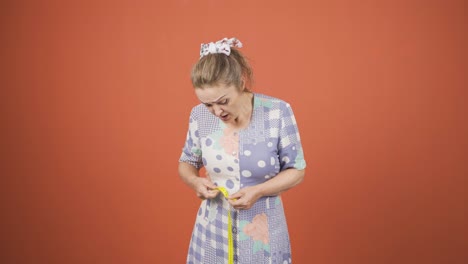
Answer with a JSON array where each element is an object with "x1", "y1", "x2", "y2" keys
[{"x1": 216, "y1": 187, "x2": 234, "y2": 264}]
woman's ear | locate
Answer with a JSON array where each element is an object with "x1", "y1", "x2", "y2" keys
[{"x1": 240, "y1": 77, "x2": 247, "y2": 91}]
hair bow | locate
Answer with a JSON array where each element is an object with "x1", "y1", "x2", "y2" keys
[{"x1": 199, "y1": 37, "x2": 243, "y2": 58}]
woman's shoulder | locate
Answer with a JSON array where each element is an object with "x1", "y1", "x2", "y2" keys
[
  {"x1": 189, "y1": 103, "x2": 209, "y2": 118},
  {"x1": 254, "y1": 93, "x2": 292, "y2": 110},
  {"x1": 188, "y1": 104, "x2": 219, "y2": 126}
]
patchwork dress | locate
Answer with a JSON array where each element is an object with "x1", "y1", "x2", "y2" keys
[{"x1": 180, "y1": 93, "x2": 306, "y2": 264}]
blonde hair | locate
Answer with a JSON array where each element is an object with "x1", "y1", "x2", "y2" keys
[{"x1": 191, "y1": 48, "x2": 253, "y2": 90}]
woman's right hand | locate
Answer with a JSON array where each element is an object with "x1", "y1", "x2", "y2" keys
[{"x1": 192, "y1": 177, "x2": 219, "y2": 200}]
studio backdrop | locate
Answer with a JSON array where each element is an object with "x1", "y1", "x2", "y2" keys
[{"x1": 2, "y1": 0, "x2": 467, "y2": 263}]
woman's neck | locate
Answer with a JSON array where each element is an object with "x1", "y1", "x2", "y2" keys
[{"x1": 231, "y1": 92, "x2": 254, "y2": 129}]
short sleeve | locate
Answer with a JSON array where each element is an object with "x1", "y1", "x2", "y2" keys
[
  {"x1": 278, "y1": 102, "x2": 306, "y2": 171},
  {"x1": 179, "y1": 108, "x2": 203, "y2": 169}
]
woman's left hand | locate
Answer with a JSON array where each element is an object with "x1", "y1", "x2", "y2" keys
[{"x1": 228, "y1": 186, "x2": 263, "y2": 210}]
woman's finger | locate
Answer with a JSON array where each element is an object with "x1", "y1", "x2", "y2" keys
[
  {"x1": 228, "y1": 191, "x2": 243, "y2": 200},
  {"x1": 206, "y1": 189, "x2": 219, "y2": 199},
  {"x1": 205, "y1": 183, "x2": 217, "y2": 189}
]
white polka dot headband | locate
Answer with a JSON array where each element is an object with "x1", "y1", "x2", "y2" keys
[{"x1": 199, "y1": 37, "x2": 243, "y2": 58}]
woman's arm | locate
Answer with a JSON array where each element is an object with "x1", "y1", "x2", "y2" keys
[
  {"x1": 256, "y1": 168, "x2": 305, "y2": 196},
  {"x1": 178, "y1": 162, "x2": 219, "y2": 199},
  {"x1": 229, "y1": 168, "x2": 305, "y2": 210}
]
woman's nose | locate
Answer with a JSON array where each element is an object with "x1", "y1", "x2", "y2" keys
[{"x1": 213, "y1": 105, "x2": 223, "y2": 116}]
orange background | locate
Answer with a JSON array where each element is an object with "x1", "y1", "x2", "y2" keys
[{"x1": 2, "y1": 0, "x2": 467, "y2": 263}]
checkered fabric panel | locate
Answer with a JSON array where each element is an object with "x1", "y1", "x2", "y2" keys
[
  {"x1": 179, "y1": 107, "x2": 203, "y2": 169},
  {"x1": 186, "y1": 195, "x2": 234, "y2": 263},
  {"x1": 278, "y1": 102, "x2": 305, "y2": 170}
]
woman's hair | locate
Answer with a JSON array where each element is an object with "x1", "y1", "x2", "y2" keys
[{"x1": 191, "y1": 48, "x2": 253, "y2": 90}]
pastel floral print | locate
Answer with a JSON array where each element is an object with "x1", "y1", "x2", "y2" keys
[
  {"x1": 240, "y1": 213, "x2": 270, "y2": 253},
  {"x1": 219, "y1": 126, "x2": 239, "y2": 158},
  {"x1": 244, "y1": 213, "x2": 269, "y2": 244}
]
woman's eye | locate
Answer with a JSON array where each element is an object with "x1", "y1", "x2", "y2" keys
[{"x1": 219, "y1": 99, "x2": 228, "y2": 105}]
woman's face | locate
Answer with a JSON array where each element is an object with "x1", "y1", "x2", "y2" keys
[{"x1": 195, "y1": 84, "x2": 246, "y2": 124}]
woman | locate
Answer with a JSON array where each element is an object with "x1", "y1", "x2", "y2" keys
[{"x1": 179, "y1": 37, "x2": 306, "y2": 264}]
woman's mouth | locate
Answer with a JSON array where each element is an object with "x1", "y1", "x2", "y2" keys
[{"x1": 220, "y1": 113, "x2": 229, "y2": 121}]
